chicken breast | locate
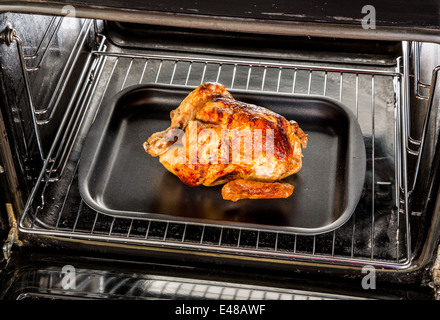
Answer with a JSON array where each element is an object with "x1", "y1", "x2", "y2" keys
[{"x1": 143, "y1": 82, "x2": 307, "y2": 201}]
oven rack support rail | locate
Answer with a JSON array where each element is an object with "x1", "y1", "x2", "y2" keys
[
  {"x1": 0, "y1": 18, "x2": 99, "y2": 160},
  {"x1": 3, "y1": 17, "x2": 438, "y2": 270}
]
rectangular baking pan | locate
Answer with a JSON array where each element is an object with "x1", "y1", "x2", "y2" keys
[{"x1": 79, "y1": 84, "x2": 366, "y2": 235}]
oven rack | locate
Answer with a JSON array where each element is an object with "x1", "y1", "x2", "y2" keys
[{"x1": 12, "y1": 20, "x2": 434, "y2": 269}]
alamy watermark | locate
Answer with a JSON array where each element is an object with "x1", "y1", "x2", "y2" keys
[
  {"x1": 361, "y1": 265, "x2": 376, "y2": 290},
  {"x1": 59, "y1": 264, "x2": 377, "y2": 293},
  {"x1": 61, "y1": 5, "x2": 76, "y2": 18},
  {"x1": 57, "y1": 3, "x2": 377, "y2": 294},
  {"x1": 157, "y1": 121, "x2": 276, "y2": 165},
  {"x1": 61, "y1": 265, "x2": 76, "y2": 290},
  {"x1": 362, "y1": 5, "x2": 376, "y2": 30}
]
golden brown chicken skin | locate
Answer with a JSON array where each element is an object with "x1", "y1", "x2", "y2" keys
[{"x1": 143, "y1": 82, "x2": 307, "y2": 201}]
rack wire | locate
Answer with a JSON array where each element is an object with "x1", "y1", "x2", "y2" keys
[
  {"x1": 23, "y1": 16, "x2": 64, "y2": 72},
  {"x1": 11, "y1": 18, "x2": 439, "y2": 269}
]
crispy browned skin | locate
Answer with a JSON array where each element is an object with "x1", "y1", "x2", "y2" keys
[
  {"x1": 144, "y1": 82, "x2": 307, "y2": 201},
  {"x1": 222, "y1": 179, "x2": 294, "y2": 202}
]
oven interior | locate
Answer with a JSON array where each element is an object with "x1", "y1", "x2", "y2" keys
[{"x1": 1, "y1": 11, "x2": 440, "y2": 299}]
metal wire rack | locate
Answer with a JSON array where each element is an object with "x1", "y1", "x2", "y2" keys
[{"x1": 10, "y1": 18, "x2": 439, "y2": 270}]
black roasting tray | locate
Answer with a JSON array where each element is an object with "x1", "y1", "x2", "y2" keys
[{"x1": 78, "y1": 84, "x2": 366, "y2": 235}]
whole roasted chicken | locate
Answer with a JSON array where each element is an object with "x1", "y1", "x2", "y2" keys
[{"x1": 144, "y1": 82, "x2": 307, "y2": 201}]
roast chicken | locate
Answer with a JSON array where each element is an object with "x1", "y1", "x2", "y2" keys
[{"x1": 143, "y1": 82, "x2": 307, "y2": 201}]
